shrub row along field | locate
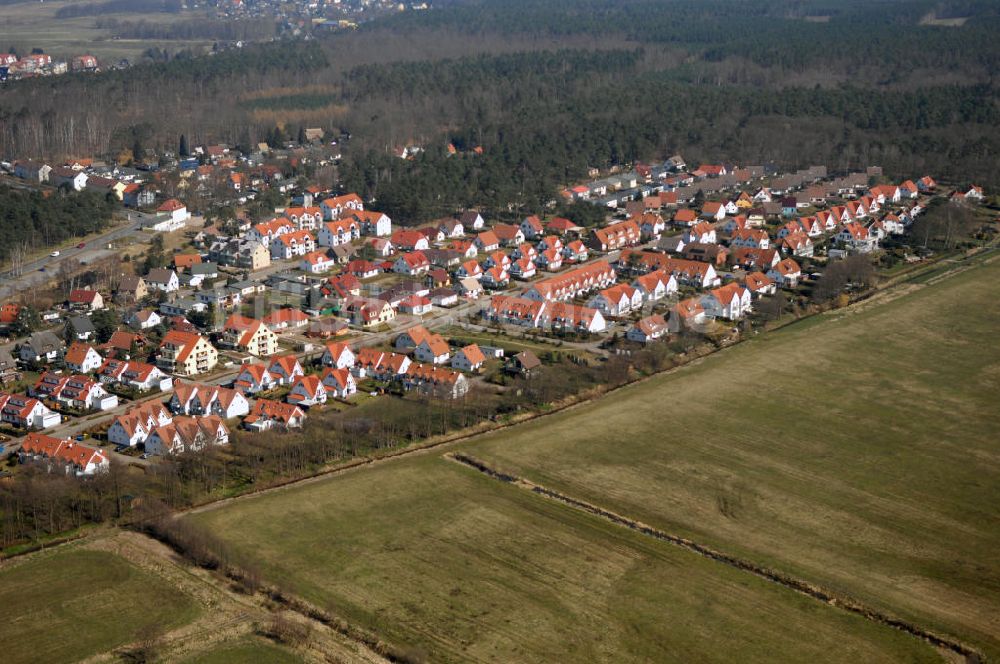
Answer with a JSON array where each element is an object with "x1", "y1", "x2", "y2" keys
[{"x1": 0, "y1": 548, "x2": 200, "y2": 663}]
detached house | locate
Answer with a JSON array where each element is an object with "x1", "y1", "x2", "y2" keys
[
  {"x1": 460, "y1": 211, "x2": 486, "y2": 231},
  {"x1": 779, "y1": 232, "x2": 814, "y2": 257},
  {"x1": 474, "y1": 231, "x2": 500, "y2": 253},
  {"x1": 68, "y1": 289, "x2": 105, "y2": 312},
  {"x1": 244, "y1": 399, "x2": 306, "y2": 431},
  {"x1": 767, "y1": 258, "x2": 803, "y2": 288},
  {"x1": 684, "y1": 222, "x2": 717, "y2": 245},
  {"x1": 701, "y1": 201, "x2": 726, "y2": 222},
  {"x1": 670, "y1": 298, "x2": 707, "y2": 331},
  {"x1": 321, "y1": 367, "x2": 356, "y2": 398},
  {"x1": 520, "y1": 215, "x2": 545, "y2": 239},
  {"x1": 451, "y1": 344, "x2": 486, "y2": 372},
  {"x1": 300, "y1": 250, "x2": 337, "y2": 274},
  {"x1": 146, "y1": 268, "x2": 180, "y2": 293},
  {"x1": 744, "y1": 272, "x2": 776, "y2": 297},
  {"x1": 268, "y1": 355, "x2": 304, "y2": 386},
  {"x1": 837, "y1": 222, "x2": 877, "y2": 253},
  {"x1": 730, "y1": 229, "x2": 769, "y2": 250},
  {"x1": 701, "y1": 283, "x2": 752, "y2": 320},
  {"x1": 64, "y1": 342, "x2": 104, "y2": 373},
  {"x1": 287, "y1": 375, "x2": 327, "y2": 407},
  {"x1": 233, "y1": 363, "x2": 277, "y2": 394},
  {"x1": 50, "y1": 166, "x2": 88, "y2": 191},
  {"x1": 18, "y1": 331, "x2": 64, "y2": 364},
  {"x1": 627, "y1": 314, "x2": 669, "y2": 343},
  {"x1": 394, "y1": 251, "x2": 431, "y2": 276},
  {"x1": 321, "y1": 342, "x2": 355, "y2": 369},
  {"x1": 391, "y1": 229, "x2": 430, "y2": 252},
  {"x1": 414, "y1": 333, "x2": 451, "y2": 365}
]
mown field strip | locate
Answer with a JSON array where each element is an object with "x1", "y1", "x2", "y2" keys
[{"x1": 447, "y1": 452, "x2": 984, "y2": 663}]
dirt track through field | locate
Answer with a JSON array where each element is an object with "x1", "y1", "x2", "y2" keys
[{"x1": 446, "y1": 453, "x2": 985, "y2": 664}]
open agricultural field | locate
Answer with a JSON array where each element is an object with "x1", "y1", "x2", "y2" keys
[
  {"x1": 192, "y1": 451, "x2": 941, "y2": 663},
  {"x1": 0, "y1": 546, "x2": 200, "y2": 663},
  {"x1": 464, "y1": 252, "x2": 1000, "y2": 658}
]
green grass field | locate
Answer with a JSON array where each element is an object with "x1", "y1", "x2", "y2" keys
[
  {"x1": 0, "y1": 547, "x2": 201, "y2": 663},
  {"x1": 191, "y1": 253, "x2": 999, "y2": 661},
  {"x1": 181, "y1": 637, "x2": 303, "y2": 664}
]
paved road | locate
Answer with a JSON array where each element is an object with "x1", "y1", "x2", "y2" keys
[{"x1": 0, "y1": 211, "x2": 156, "y2": 299}]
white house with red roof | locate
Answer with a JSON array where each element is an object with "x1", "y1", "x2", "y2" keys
[
  {"x1": 233, "y1": 364, "x2": 277, "y2": 394},
  {"x1": 287, "y1": 375, "x2": 327, "y2": 407},
  {"x1": 631, "y1": 269, "x2": 677, "y2": 302},
  {"x1": 836, "y1": 222, "x2": 877, "y2": 253},
  {"x1": 700, "y1": 283, "x2": 752, "y2": 320},
  {"x1": 394, "y1": 251, "x2": 431, "y2": 276},
  {"x1": 0, "y1": 392, "x2": 61, "y2": 429},
  {"x1": 243, "y1": 399, "x2": 306, "y2": 431},
  {"x1": 321, "y1": 367, "x2": 356, "y2": 399},
  {"x1": 64, "y1": 342, "x2": 104, "y2": 373},
  {"x1": 482, "y1": 265, "x2": 510, "y2": 289},
  {"x1": 268, "y1": 355, "x2": 304, "y2": 386},
  {"x1": 520, "y1": 215, "x2": 545, "y2": 239},
  {"x1": 767, "y1": 258, "x2": 803, "y2": 288},
  {"x1": 153, "y1": 199, "x2": 190, "y2": 231},
  {"x1": 627, "y1": 314, "x2": 669, "y2": 343},
  {"x1": 589, "y1": 284, "x2": 642, "y2": 317},
  {"x1": 271, "y1": 230, "x2": 316, "y2": 260},
  {"x1": 320, "y1": 193, "x2": 363, "y2": 220},
  {"x1": 451, "y1": 344, "x2": 486, "y2": 372},
  {"x1": 300, "y1": 250, "x2": 337, "y2": 273},
  {"x1": 414, "y1": 333, "x2": 451, "y2": 365},
  {"x1": 321, "y1": 342, "x2": 355, "y2": 369},
  {"x1": 20, "y1": 433, "x2": 108, "y2": 476},
  {"x1": 399, "y1": 295, "x2": 433, "y2": 315}
]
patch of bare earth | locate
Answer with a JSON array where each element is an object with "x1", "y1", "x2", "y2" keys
[{"x1": 77, "y1": 531, "x2": 387, "y2": 664}]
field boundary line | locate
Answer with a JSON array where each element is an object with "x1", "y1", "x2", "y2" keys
[{"x1": 446, "y1": 452, "x2": 985, "y2": 663}]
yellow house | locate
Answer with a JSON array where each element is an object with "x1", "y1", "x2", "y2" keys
[
  {"x1": 157, "y1": 330, "x2": 218, "y2": 376},
  {"x1": 245, "y1": 243, "x2": 271, "y2": 271},
  {"x1": 222, "y1": 315, "x2": 279, "y2": 357}
]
